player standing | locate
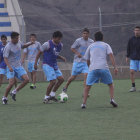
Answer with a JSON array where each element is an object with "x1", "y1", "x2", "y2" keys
[
  {"x1": 2, "y1": 32, "x2": 34, "y2": 104},
  {"x1": 63, "y1": 28, "x2": 94, "y2": 95},
  {"x1": 126, "y1": 26, "x2": 140, "y2": 92},
  {"x1": 34, "y1": 31, "x2": 66, "y2": 103},
  {"x1": 22, "y1": 34, "x2": 41, "y2": 89},
  {"x1": 81, "y1": 31, "x2": 118, "y2": 109},
  {"x1": 0, "y1": 35, "x2": 8, "y2": 87}
]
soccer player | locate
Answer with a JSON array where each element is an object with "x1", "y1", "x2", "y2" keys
[
  {"x1": 126, "y1": 26, "x2": 140, "y2": 92},
  {"x1": 0, "y1": 35, "x2": 8, "y2": 87},
  {"x1": 2, "y1": 32, "x2": 34, "y2": 104},
  {"x1": 81, "y1": 31, "x2": 118, "y2": 109},
  {"x1": 22, "y1": 34, "x2": 41, "y2": 89},
  {"x1": 63, "y1": 28, "x2": 94, "y2": 94},
  {"x1": 34, "y1": 31, "x2": 66, "y2": 103}
]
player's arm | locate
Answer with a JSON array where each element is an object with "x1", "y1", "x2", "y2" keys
[
  {"x1": 22, "y1": 42, "x2": 34, "y2": 49},
  {"x1": 34, "y1": 51, "x2": 42, "y2": 70},
  {"x1": 126, "y1": 39, "x2": 131, "y2": 63},
  {"x1": 71, "y1": 39, "x2": 82, "y2": 58},
  {"x1": 4, "y1": 58, "x2": 13, "y2": 72},
  {"x1": 57, "y1": 55, "x2": 66, "y2": 62},
  {"x1": 21, "y1": 52, "x2": 27, "y2": 64},
  {"x1": 109, "y1": 53, "x2": 118, "y2": 75},
  {"x1": 71, "y1": 48, "x2": 82, "y2": 58},
  {"x1": 87, "y1": 60, "x2": 90, "y2": 67}
]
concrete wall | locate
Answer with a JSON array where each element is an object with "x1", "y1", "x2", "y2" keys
[{"x1": 2, "y1": 63, "x2": 140, "y2": 83}]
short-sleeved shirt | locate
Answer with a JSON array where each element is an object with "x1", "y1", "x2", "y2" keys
[
  {"x1": 24, "y1": 41, "x2": 41, "y2": 62},
  {"x1": 71, "y1": 37, "x2": 94, "y2": 63},
  {"x1": 40, "y1": 40, "x2": 63, "y2": 70},
  {"x1": 84, "y1": 41, "x2": 113, "y2": 71},
  {"x1": 3, "y1": 41, "x2": 24, "y2": 68},
  {"x1": 0, "y1": 43, "x2": 6, "y2": 68}
]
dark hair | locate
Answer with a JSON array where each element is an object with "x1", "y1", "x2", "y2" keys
[
  {"x1": 52, "y1": 31, "x2": 63, "y2": 38},
  {"x1": 94, "y1": 31, "x2": 103, "y2": 41},
  {"x1": 82, "y1": 28, "x2": 89, "y2": 33},
  {"x1": 135, "y1": 26, "x2": 140, "y2": 29},
  {"x1": 1, "y1": 34, "x2": 7, "y2": 40},
  {"x1": 30, "y1": 33, "x2": 37, "y2": 38},
  {"x1": 11, "y1": 32, "x2": 19, "y2": 39}
]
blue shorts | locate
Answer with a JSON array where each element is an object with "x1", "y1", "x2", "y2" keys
[
  {"x1": 0, "y1": 68, "x2": 6, "y2": 75},
  {"x1": 43, "y1": 64, "x2": 62, "y2": 81},
  {"x1": 130, "y1": 60, "x2": 140, "y2": 71},
  {"x1": 7, "y1": 66, "x2": 27, "y2": 80},
  {"x1": 28, "y1": 61, "x2": 37, "y2": 72},
  {"x1": 72, "y1": 62, "x2": 89, "y2": 76},
  {"x1": 86, "y1": 69, "x2": 113, "y2": 86}
]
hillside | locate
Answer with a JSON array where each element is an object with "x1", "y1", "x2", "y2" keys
[{"x1": 18, "y1": 0, "x2": 140, "y2": 64}]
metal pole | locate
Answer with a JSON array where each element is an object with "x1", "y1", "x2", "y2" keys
[{"x1": 99, "y1": 7, "x2": 102, "y2": 31}]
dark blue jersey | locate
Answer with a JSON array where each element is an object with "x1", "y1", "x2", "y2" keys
[
  {"x1": 43, "y1": 40, "x2": 62, "y2": 70},
  {"x1": 0, "y1": 44, "x2": 6, "y2": 69}
]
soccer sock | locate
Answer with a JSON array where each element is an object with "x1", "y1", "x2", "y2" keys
[
  {"x1": 50, "y1": 91, "x2": 56, "y2": 97},
  {"x1": 132, "y1": 83, "x2": 135, "y2": 87},
  {"x1": 45, "y1": 95, "x2": 50, "y2": 99},
  {"x1": 2, "y1": 96, "x2": 8, "y2": 100},
  {"x1": 12, "y1": 89, "x2": 17, "y2": 94}
]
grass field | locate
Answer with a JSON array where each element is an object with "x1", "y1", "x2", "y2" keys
[{"x1": 0, "y1": 80, "x2": 140, "y2": 140}]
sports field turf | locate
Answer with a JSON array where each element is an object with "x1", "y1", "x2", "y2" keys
[{"x1": 0, "y1": 79, "x2": 140, "y2": 140}]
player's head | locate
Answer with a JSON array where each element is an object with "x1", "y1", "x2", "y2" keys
[
  {"x1": 82, "y1": 28, "x2": 90, "y2": 40},
  {"x1": 134, "y1": 26, "x2": 140, "y2": 37},
  {"x1": 52, "y1": 31, "x2": 63, "y2": 44},
  {"x1": 1, "y1": 34, "x2": 7, "y2": 45},
  {"x1": 30, "y1": 34, "x2": 37, "y2": 42},
  {"x1": 94, "y1": 31, "x2": 103, "y2": 41},
  {"x1": 11, "y1": 32, "x2": 19, "y2": 44}
]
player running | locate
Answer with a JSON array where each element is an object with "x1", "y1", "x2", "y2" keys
[
  {"x1": 34, "y1": 31, "x2": 66, "y2": 103},
  {"x1": 63, "y1": 28, "x2": 94, "y2": 95},
  {"x1": 81, "y1": 31, "x2": 118, "y2": 109},
  {"x1": 2, "y1": 32, "x2": 34, "y2": 104},
  {"x1": 22, "y1": 34, "x2": 41, "y2": 89}
]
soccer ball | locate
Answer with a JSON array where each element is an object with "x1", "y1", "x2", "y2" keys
[{"x1": 58, "y1": 92, "x2": 68, "y2": 103}]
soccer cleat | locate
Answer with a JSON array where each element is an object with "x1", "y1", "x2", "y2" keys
[
  {"x1": 10, "y1": 92, "x2": 16, "y2": 101},
  {"x1": 50, "y1": 96, "x2": 58, "y2": 102},
  {"x1": 43, "y1": 97, "x2": 52, "y2": 104},
  {"x1": 62, "y1": 87, "x2": 67, "y2": 93},
  {"x1": 129, "y1": 87, "x2": 136, "y2": 92},
  {"x1": 2, "y1": 97, "x2": 8, "y2": 105},
  {"x1": 30, "y1": 84, "x2": 36, "y2": 89},
  {"x1": 10, "y1": 89, "x2": 17, "y2": 101},
  {"x1": 110, "y1": 99, "x2": 118, "y2": 107},
  {"x1": 81, "y1": 104, "x2": 86, "y2": 109}
]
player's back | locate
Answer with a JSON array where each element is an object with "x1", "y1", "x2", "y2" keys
[{"x1": 85, "y1": 41, "x2": 113, "y2": 71}]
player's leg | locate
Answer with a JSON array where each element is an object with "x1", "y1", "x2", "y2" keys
[
  {"x1": 42, "y1": 64, "x2": 57, "y2": 103},
  {"x1": 30, "y1": 62, "x2": 37, "y2": 89},
  {"x1": 63, "y1": 75, "x2": 77, "y2": 92},
  {"x1": 108, "y1": 83, "x2": 118, "y2": 107},
  {"x1": 15, "y1": 74, "x2": 29, "y2": 92},
  {"x1": 129, "y1": 60, "x2": 137, "y2": 92},
  {"x1": 0, "y1": 68, "x2": 6, "y2": 87},
  {"x1": 81, "y1": 70, "x2": 98, "y2": 109},
  {"x1": 129, "y1": 70, "x2": 136, "y2": 91},
  {"x1": 100, "y1": 69, "x2": 118, "y2": 107},
  {"x1": 2, "y1": 78, "x2": 16, "y2": 104},
  {"x1": 81, "y1": 85, "x2": 91, "y2": 108},
  {"x1": 0, "y1": 74, "x2": 4, "y2": 87},
  {"x1": 10, "y1": 67, "x2": 29, "y2": 101},
  {"x1": 50, "y1": 69, "x2": 64, "y2": 102},
  {"x1": 63, "y1": 62, "x2": 80, "y2": 92},
  {"x1": 32, "y1": 71, "x2": 37, "y2": 87}
]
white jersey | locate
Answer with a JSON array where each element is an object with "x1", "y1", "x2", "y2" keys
[
  {"x1": 84, "y1": 41, "x2": 113, "y2": 71},
  {"x1": 71, "y1": 37, "x2": 94, "y2": 63}
]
